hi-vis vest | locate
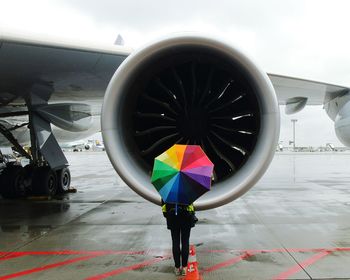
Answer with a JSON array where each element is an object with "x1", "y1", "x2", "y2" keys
[{"x1": 162, "y1": 203, "x2": 195, "y2": 214}]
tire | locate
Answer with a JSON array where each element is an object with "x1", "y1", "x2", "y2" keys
[
  {"x1": 0, "y1": 165, "x2": 26, "y2": 198},
  {"x1": 56, "y1": 167, "x2": 71, "y2": 193},
  {"x1": 32, "y1": 166, "x2": 57, "y2": 196},
  {"x1": 22, "y1": 164, "x2": 35, "y2": 196}
]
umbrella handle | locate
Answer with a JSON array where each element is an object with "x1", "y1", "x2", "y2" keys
[{"x1": 175, "y1": 204, "x2": 178, "y2": 216}]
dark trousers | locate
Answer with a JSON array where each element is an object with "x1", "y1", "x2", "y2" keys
[{"x1": 170, "y1": 226, "x2": 191, "y2": 268}]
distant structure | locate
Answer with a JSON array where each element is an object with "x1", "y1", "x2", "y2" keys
[
  {"x1": 326, "y1": 143, "x2": 336, "y2": 151},
  {"x1": 291, "y1": 119, "x2": 298, "y2": 151},
  {"x1": 276, "y1": 141, "x2": 284, "y2": 151}
]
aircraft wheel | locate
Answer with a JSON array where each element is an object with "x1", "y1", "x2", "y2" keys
[
  {"x1": 22, "y1": 164, "x2": 35, "y2": 195},
  {"x1": 0, "y1": 165, "x2": 26, "y2": 198},
  {"x1": 56, "y1": 167, "x2": 71, "y2": 193},
  {"x1": 32, "y1": 166, "x2": 57, "y2": 196}
]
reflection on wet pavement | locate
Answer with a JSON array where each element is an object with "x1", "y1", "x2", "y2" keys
[{"x1": 0, "y1": 152, "x2": 350, "y2": 279}]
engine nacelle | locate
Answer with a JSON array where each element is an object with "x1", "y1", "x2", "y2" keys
[
  {"x1": 101, "y1": 35, "x2": 280, "y2": 210},
  {"x1": 335, "y1": 100, "x2": 350, "y2": 147}
]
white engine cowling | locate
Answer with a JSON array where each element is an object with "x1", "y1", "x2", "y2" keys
[
  {"x1": 101, "y1": 35, "x2": 280, "y2": 210},
  {"x1": 335, "y1": 100, "x2": 350, "y2": 147}
]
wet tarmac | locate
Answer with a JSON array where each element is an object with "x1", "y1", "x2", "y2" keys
[{"x1": 1, "y1": 151, "x2": 350, "y2": 279}]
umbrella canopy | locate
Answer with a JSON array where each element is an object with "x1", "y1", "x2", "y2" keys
[{"x1": 151, "y1": 144, "x2": 214, "y2": 205}]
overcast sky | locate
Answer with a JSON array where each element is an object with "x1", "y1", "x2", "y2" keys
[{"x1": 1, "y1": 0, "x2": 350, "y2": 146}]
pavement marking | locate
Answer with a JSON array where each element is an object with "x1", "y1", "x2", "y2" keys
[
  {"x1": 198, "y1": 247, "x2": 350, "y2": 254},
  {"x1": 201, "y1": 250, "x2": 255, "y2": 274},
  {"x1": 85, "y1": 256, "x2": 170, "y2": 280},
  {"x1": 0, "y1": 254, "x2": 24, "y2": 261},
  {"x1": 0, "y1": 247, "x2": 349, "y2": 259},
  {"x1": 0, "y1": 247, "x2": 349, "y2": 279},
  {"x1": 272, "y1": 250, "x2": 331, "y2": 280},
  {"x1": 0, "y1": 254, "x2": 104, "y2": 280},
  {"x1": 0, "y1": 250, "x2": 145, "y2": 257},
  {"x1": 199, "y1": 247, "x2": 350, "y2": 277}
]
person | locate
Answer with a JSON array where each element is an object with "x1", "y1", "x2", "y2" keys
[{"x1": 162, "y1": 200, "x2": 197, "y2": 276}]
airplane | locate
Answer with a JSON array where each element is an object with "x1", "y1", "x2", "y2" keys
[
  {"x1": 60, "y1": 139, "x2": 105, "y2": 152},
  {"x1": 60, "y1": 141, "x2": 90, "y2": 152},
  {"x1": 0, "y1": 32, "x2": 349, "y2": 209}
]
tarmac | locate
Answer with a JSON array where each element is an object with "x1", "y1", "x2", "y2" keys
[{"x1": 1, "y1": 151, "x2": 350, "y2": 279}]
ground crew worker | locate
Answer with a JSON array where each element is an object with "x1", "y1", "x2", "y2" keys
[{"x1": 162, "y1": 200, "x2": 197, "y2": 276}]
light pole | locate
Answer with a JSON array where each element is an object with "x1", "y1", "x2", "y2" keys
[{"x1": 291, "y1": 119, "x2": 298, "y2": 151}]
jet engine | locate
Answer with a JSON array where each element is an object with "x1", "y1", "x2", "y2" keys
[
  {"x1": 101, "y1": 35, "x2": 280, "y2": 210},
  {"x1": 335, "y1": 100, "x2": 350, "y2": 147}
]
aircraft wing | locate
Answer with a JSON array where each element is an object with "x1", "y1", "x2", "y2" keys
[
  {"x1": 0, "y1": 34, "x2": 132, "y2": 149},
  {"x1": 1, "y1": 33, "x2": 349, "y2": 114},
  {"x1": 0, "y1": 34, "x2": 132, "y2": 111},
  {"x1": 268, "y1": 73, "x2": 349, "y2": 105}
]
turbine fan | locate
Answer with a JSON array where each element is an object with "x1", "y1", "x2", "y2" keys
[{"x1": 133, "y1": 52, "x2": 260, "y2": 182}]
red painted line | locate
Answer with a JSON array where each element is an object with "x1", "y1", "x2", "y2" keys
[
  {"x1": 0, "y1": 250, "x2": 145, "y2": 257},
  {"x1": 0, "y1": 247, "x2": 349, "y2": 258},
  {"x1": 85, "y1": 256, "x2": 170, "y2": 280},
  {"x1": 201, "y1": 251, "x2": 254, "y2": 273},
  {"x1": 0, "y1": 254, "x2": 103, "y2": 280},
  {"x1": 0, "y1": 254, "x2": 24, "y2": 261},
  {"x1": 272, "y1": 250, "x2": 331, "y2": 280},
  {"x1": 76, "y1": 250, "x2": 145, "y2": 256},
  {"x1": 274, "y1": 248, "x2": 334, "y2": 253},
  {"x1": 199, "y1": 248, "x2": 285, "y2": 254},
  {"x1": 199, "y1": 247, "x2": 350, "y2": 255},
  {"x1": 331, "y1": 247, "x2": 350, "y2": 252}
]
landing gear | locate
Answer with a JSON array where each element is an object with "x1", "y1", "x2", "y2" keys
[
  {"x1": 32, "y1": 166, "x2": 57, "y2": 196},
  {"x1": 0, "y1": 85, "x2": 71, "y2": 199},
  {"x1": 0, "y1": 165, "x2": 27, "y2": 198},
  {"x1": 56, "y1": 167, "x2": 71, "y2": 193},
  {"x1": 0, "y1": 164, "x2": 71, "y2": 198}
]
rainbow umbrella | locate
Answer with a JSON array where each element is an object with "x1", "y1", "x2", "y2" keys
[{"x1": 151, "y1": 144, "x2": 214, "y2": 205}]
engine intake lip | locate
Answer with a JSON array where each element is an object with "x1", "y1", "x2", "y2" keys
[{"x1": 102, "y1": 35, "x2": 280, "y2": 210}]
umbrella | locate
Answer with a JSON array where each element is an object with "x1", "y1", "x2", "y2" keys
[{"x1": 151, "y1": 144, "x2": 214, "y2": 205}]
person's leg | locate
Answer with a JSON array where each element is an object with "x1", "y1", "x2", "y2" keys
[
  {"x1": 180, "y1": 226, "x2": 191, "y2": 268},
  {"x1": 170, "y1": 227, "x2": 181, "y2": 268}
]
